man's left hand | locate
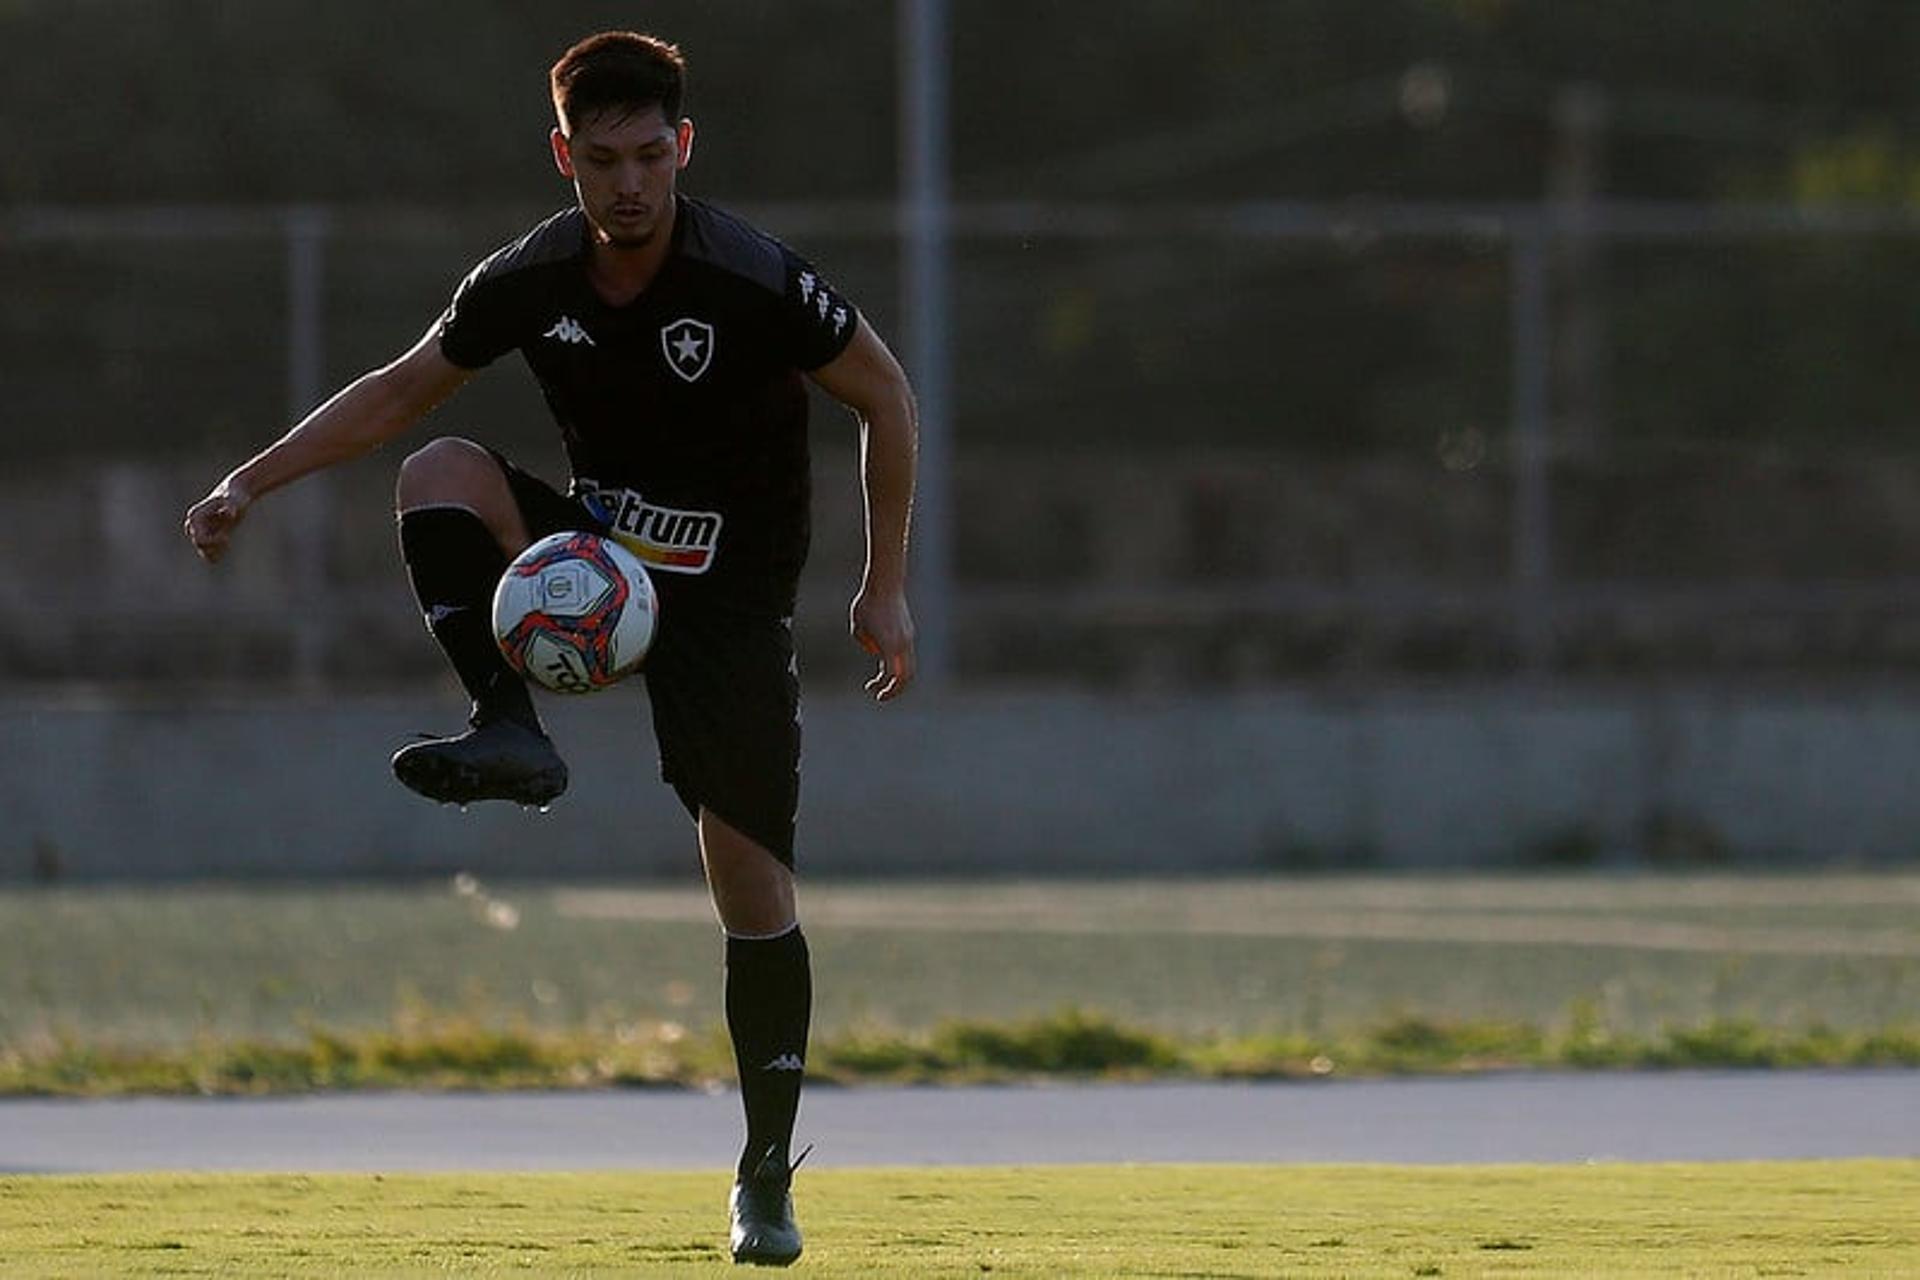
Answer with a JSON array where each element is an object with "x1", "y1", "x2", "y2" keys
[{"x1": 850, "y1": 585, "x2": 915, "y2": 702}]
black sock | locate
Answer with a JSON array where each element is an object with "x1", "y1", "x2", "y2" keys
[
  {"x1": 397, "y1": 506, "x2": 539, "y2": 731},
  {"x1": 726, "y1": 926, "x2": 812, "y2": 1178}
]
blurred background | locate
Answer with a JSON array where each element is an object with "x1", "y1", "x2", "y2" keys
[{"x1": 5, "y1": 0, "x2": 1920, "y2": 878}]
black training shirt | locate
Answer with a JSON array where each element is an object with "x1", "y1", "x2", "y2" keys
[{"x1": 435, "y1": 197, "x2": 860, "y2": 614}]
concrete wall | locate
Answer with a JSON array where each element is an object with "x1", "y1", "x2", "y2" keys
[{"x1": 6, "y1": 686, "x2": 1919, "y2": 880}]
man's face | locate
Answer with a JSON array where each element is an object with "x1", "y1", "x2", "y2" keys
[{"x1": 552, "y1": 106, "x2": 693, "y2": 250}]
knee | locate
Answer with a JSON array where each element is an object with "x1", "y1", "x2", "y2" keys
[
  {"x1": 395, "y1": 437, "x2": 499, "y2": 509},
  {"x1": 713, "y1": 859, "x2": 797, "y2": 937},
  {"x1": 701, "y1": 812, "x2": 798, "y2": 935}
]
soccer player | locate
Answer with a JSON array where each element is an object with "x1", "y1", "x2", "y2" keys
[{"x1": 183, "y1": 31, "x2": 916, "y2": 1267}]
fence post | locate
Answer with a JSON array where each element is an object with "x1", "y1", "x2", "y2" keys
[
  {"x1": 899, "y1": 0, "x2": 954, "y2": 690},
  {"x1": 1509, "y1": 214, "x2": 1554, "y2": 674},
  {"x1": 1551, "y1": 83, "x2": 1609, "y2": 458},
  {"x1": 284, "y1": 205, "x2": 331, "y2": 691}
]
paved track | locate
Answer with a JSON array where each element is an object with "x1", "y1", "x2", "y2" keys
[{"x1": 3, "y1": 1072, "x2": 1917, "y2": 1173}]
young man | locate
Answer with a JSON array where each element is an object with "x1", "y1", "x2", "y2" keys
[{"x1": 183, "y1": 31, "x2": 916, "y2": 1267}]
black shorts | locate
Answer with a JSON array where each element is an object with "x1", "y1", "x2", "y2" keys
[{"x1": 492, "y1": 450, "x2": 801, "y2": 868}]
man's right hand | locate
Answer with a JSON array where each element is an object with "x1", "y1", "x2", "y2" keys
[
  {"x1": 183, "y1": 478, "x2": 253, "y2": 564},
  {"x1": 178, "y1": 329, "x2": 474, "y2": 567}
]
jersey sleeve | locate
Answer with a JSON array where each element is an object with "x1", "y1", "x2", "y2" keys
[
  {"x1": 434, "y1": 262, "x2": 522, "y2": 370},
  {"x1": 777, "y1": 248, "x2": 861, "y2": 370}
]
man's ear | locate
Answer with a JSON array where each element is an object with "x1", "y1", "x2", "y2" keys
[
  {"x1": 676, "y1": 117, "x2": 696, "y2": 170},
  {"x1": 551, "y1": 128, "x2": 575, "y2": 179}
]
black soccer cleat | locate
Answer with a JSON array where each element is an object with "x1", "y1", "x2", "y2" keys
[
  {"x1": 729, "y1": 1144, "x2": 808, "y2": 1267},
  {"x1": 390, "y1": 714, "x2": 568, "y2": 807}
]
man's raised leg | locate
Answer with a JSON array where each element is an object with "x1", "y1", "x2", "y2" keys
[{"x1": 390, "y1": 437, "x2": 567, "y2": 806}]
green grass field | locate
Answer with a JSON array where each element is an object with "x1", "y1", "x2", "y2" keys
[
  {"x1": 2, "y1": 1162, "x2": 1916, "y2": 1276},
  {"x1": 4, "y1": 875, "x2": 1916, "y2": 1041},
  {"x1": 4, "y1": 879, "x2": 1918, "y2": 1274},
  {"x1": 3, "y1": 875, "x2": 1916, "y2": 1090}
]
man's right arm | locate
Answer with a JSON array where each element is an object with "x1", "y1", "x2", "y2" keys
[{"x1": 184, "y1": 328, "x2": 473, "y2": 563}]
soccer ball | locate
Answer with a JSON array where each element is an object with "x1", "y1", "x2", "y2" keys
[{"x1": 492, "y1": 531, "x2": 658, "y2": 693}]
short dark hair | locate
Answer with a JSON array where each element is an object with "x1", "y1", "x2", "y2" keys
[{"x1": 549, "y1": 31, "x2": 686, "y2": 135}]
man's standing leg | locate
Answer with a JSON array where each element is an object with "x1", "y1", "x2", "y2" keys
[
  {"x1": 702, "y1": 810, "x2": 811, "y2": 1267},
  {"x1": 644, "y1": 607, "x2": 810, "y2": 1265}
]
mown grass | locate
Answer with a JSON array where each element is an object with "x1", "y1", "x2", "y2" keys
[
  {"x1": 1, "y1": 1162, "x2": 1917, "y2": 1276},
  {"x1": 4, "y1": 1005, "x2": 1918, "y2": 1097},
  {"x1": 4, "y1": 877, "x2": 1919, "y2": 1052},
  {"x1": 4, "y1": 876, "x2": 1917, "y2": 1094}
]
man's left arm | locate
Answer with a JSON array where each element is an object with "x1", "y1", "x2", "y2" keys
[{"x1": 807, "y1": 318, "x2": 918, "y2": 702}]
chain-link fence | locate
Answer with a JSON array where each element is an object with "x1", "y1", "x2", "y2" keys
[{"x1": 6, "y1": 200, "x2": 1920, "y2": 690}]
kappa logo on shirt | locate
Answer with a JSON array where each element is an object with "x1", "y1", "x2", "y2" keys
[
  {"x1": 543, "y1": 315, "x2": 595, "y2": 346},
  {"x1": 798, "y1": 272, "x2": 851, "y2": 337},
  {"x1": 660, "y1": 317, "x2": 715, "y2": 382}
]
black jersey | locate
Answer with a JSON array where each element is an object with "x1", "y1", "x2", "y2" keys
[{"x1": 434, "y1": 197, "x2": 861, "y2": 614}]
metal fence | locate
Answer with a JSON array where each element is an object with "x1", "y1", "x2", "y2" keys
[{"x1": 6, "y1": 199, "x2": 1920, "y2": 689}]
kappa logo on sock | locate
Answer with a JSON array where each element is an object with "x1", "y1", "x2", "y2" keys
[
  {"x1": 425, "y1": 604, "x2": 467, "y2": 626},
  {"x1": 761, "y1": 1054, "x2": 805, "y2": 1072}
]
